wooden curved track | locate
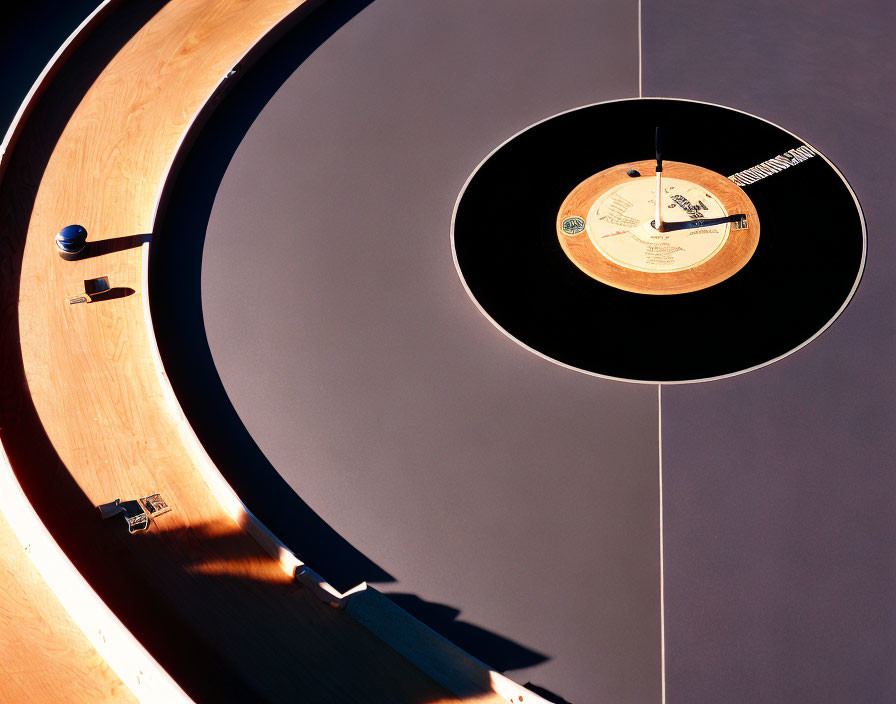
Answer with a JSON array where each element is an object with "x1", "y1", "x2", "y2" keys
[
  {"x1": 0, "y1": 1, "x2": 539, "y2": 701},
  {"x1": 0, "y1": 506, "x2": 134, "y2": 703}
]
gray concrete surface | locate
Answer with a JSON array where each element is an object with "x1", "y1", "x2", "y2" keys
[
  {"x1": 200, "y1": 2, "x2": 657, "y2": 702},
  {"x1": 643, "y1": 1, "x2": 896, "y2": 702},
  {"x1": 198, "y1": 0, "x2": 896, "y2": 702}
]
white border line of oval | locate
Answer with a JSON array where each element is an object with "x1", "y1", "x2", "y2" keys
[{"x1": 449, "y1": 96, "x2": 868, "y2": 385}]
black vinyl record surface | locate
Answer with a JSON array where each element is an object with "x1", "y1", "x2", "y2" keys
[{"x1": 452, "y1": 98, "x2": 865, "y2": 382}]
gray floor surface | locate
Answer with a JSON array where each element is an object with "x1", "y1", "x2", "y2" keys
[
  {"x1": 201, "y1": 2, "x2": 658, "y2": 703},
  {"x1": 645, "y1": 1, "x2": 896, "y2": 702},
  {"x1": 201, "y1": 1, "x2": 896, "y2": 702}
]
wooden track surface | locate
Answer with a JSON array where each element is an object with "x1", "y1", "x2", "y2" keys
[
  {"x1": 0, "y1": 510, "x2": 135, "y2": 704},
  {"x1": 0, "y1": 1, "x2": 525, "y2": 701},
  {"x1": 0, "y1": 3, "x2": 188, "y2": 700}
]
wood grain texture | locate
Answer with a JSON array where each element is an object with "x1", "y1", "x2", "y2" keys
[
  {"x1": 0, "y1": 3, "x2": 186, "y2": 701},
  {"x1": 0, "y1": 510, "x2": 136, "y2": 704},
  {"x1": 0, "y1": 437, "x2": 190, "y2": 701},
  {"x1": 1, "y1": 1, "x2": 527, "y2": 701}
]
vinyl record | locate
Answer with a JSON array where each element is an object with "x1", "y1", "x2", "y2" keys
[{"x1": 451, "y1": 98, "x2": 865, "y2": 382}]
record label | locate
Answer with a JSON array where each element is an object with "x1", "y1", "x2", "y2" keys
[
  {"x1": 585, "y1": 178, "x2": 729, "y2": 272},
  {"x1": 556, "y1": 159, "x2": 759, "y2": 295}
]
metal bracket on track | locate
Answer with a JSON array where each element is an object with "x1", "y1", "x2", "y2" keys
[{"x1": 98, "y1": 493, "x2": 171, "y2": 533}]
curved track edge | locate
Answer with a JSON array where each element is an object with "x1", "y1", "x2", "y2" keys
[
  {"x1": 1, "y1": 0, "x2": 549, "y2": 701},
  {"x1": 142, "y1": 6, "x2": 549, "y2": 703},
  {"x1": 0, "y1": 2, "x2": 190, "y2": 700}
]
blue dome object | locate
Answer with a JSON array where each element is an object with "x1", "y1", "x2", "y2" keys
[{"x1": 55, "y1": 224, "x2": 88, "y2": 254}]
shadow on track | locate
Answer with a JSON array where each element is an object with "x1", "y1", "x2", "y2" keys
[
  {"x1": 0, "y1": 3, "x2": 261, "y2": 700},
  {"x1": 0, "y1": 0, "x2": 104, "y2": 134},
  {"x1": 151, "y1": 0, "x2": 393, "y2": 593},
  {"x1": 150, "y1": 0, "x2": 553, "y2": 679}
]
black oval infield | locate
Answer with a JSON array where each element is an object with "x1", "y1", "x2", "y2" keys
[{"x1": 452, "y1": 99, "x2": 865, "y2": 382}]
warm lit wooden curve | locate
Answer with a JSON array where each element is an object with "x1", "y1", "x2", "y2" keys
[
  {"x1": 0, "y1": 2, "x2": 185, "y2": 700},
  {"x1": 1, "y1": 1, "x2": 542, "y2": 701},
  {"x1": 0, "y1": 511, "x2": 135, "y2": 704}
]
